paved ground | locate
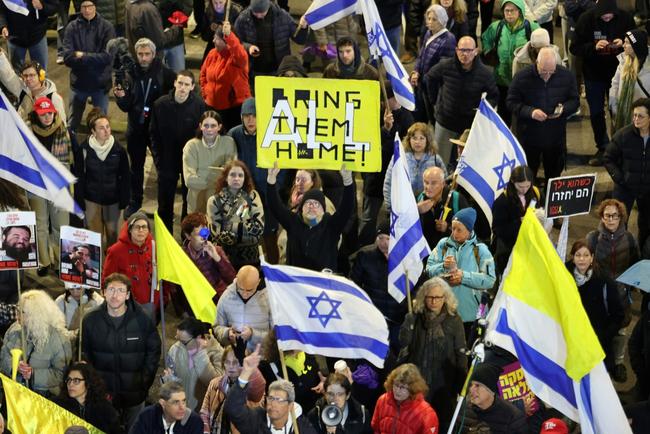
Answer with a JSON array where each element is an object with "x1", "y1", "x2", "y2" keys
[{"x1": 5, "y1": 1, "x2": 644, "y2": 404}]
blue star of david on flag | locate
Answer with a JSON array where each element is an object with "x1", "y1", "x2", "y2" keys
[
  {"x1": 307, "y1": 291, "x2": 342, "y2": 327},
  {"x1": 492, "y1": 153, "x2": 516, "y2": 190}
]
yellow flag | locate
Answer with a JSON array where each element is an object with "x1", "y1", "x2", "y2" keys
[
  {"x1": 503, "y1": 208, "x2": 604, "y2": 380},
  {"x1": 0, "y1": 373, "x2": 104, "y2": 434},
  {"x1": 154, "y1": 212, "x2": 217, "y2": 323}
]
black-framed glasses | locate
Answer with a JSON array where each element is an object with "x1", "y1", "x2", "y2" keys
[
  {"x1": 603, "y1": 213, "x2": 620, "y2": 220},
  {"x1": 425, "y1": 295, "x2": 445, "y2": 302},
  {"x1": 66, "y1": 377, "x2": 85, "y2": 385}
]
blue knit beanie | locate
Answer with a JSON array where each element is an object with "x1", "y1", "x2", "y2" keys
[{"x1": 453, "y1": 208, "x2": 477, "y2": 232}]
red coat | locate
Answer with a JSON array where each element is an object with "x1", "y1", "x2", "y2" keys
[
  {"x1": 371, "y1": 392, "x2": 439, "y2": 434},
  {"x1": 200, "y1": 32, "x2": 251, "y2": 110},
  {"x1": 103, "y1": 221, "x2": 159, "y2": 307}
]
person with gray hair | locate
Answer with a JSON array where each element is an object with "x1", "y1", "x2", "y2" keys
[
  {"x1": 507, "y1": 46, "x2": 580, "y2": 184},
  {"x1": 225, "y1": 344, "x2": 318, "y2": 433},
  {"x1": 397, "y1": 277, "x2": 466, "y2": 431},
  {"x1": 114, "y1": 35, "x2": 176, "y2": 219},
  {"x1": 129, "y1": 381, "x2": 204, "y2": 433}
]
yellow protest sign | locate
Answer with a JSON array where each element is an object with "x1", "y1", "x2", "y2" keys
[{"x1": 255, "y1": 76, "x2": 381, "y2": 172}]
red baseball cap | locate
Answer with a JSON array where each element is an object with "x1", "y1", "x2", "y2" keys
[
  {"x1": 540, "y1": 418, "x2": 568, "y2": 434},
  {"x1": 33, "y1": 97, "x2": 57, "y2": 116}
]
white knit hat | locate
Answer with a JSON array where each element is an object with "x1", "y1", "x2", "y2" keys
[{"x1": 427, "y1": 4, "x2": 449, "y2": 28}]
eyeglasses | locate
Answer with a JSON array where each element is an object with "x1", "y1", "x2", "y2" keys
[
  {"x1": 456, "y1": 48, "x2": 475, "y2": 54},
  {"x1": 267, "y1": 395, "x2": 290, "y2": 404},
  {"x1": 425, "y1": 295, "x2": 445, "y2": 302},
  {"x1": 603, "y1": 213, "x2": 620, "y2": 220},
  {"x1": 105, "y1": 286, "x2": 128, "y2": 294},
  {"x1": 393, "y1": 383, "x2": 410, "y2": 391},
  {"x1": 66, "y1": 377, "x2": 85, "y2": 385},
  {"x1": 131, "y1": 224, "x2": 149, "y2": 231},
  {"x1": 303, "y1": 200, "x2": 322, "y2": 209}
]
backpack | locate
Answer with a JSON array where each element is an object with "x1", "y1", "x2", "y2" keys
[{"x1": 483, "y1": 19, "x2": 533, "y2": 67}]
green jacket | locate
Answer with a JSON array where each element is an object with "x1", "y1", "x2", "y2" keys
[{"x1": 481, "y1": 0, "x2": 539, "y2": 87}]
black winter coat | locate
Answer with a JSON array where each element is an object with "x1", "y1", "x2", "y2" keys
[
  {"x1": 73, "y1": 138, "x2": 131, "y2": 208},
  {"x1": 349, "y1": 245, "x2": 407, "y2": 326},
  {"x1": 0, "y1": 0, "x2": 57, "y2": 47},
  {"x1": 423, "y1": 57, "x2": 499, "y2": 133},
  {"x1": 81, "y1": 301, "x2": 161, "y2": 409},
  {"x1": 629, "y1": 307, "x2": 650, "y2": 398},
  {"x1": 115, "y1": 58, "x2": 176, "y2": 131},
  {"x1": 150, "y1": 90, "x2": 206, "y2": 174},
  {"x1": 604, "y1": 124, "x2": 650, "y2": 195},
  {"x1": 308, "y1": 397, "x2": 372, "y2": 434},
  {"x1": 570, "y1": 3, "x2": 634, "y2": 82},
  {"x1": 234, "y1": 4, "x2": 308, "y2": 71},
  {"x1": 129, "y1": 403, "x2": 204, "y2": 434},
  {"x1": 461, "y1": 397, "x2": 527, "y2": 434},
  {"x1": 225, "y1": 382, "x2": 318, "y2": 434},
  {"x1": 267, "y1": 182, "x2": 355, "y2": 272},
  {"x1": 419, "y1": 186, "x2": 468, "y2": 250},
  {"x1": 62, "y1": 13, "x2": 115, "y2": 92},
  {"x1": 507, "y1": 64, "x2": 579, "y2": 149},
  {"x1": 375, "y1": 0, "x2": 403, "y2": 30},
  {"x1": 54, "y1": 396, "x2": 121, "y2": 434}
]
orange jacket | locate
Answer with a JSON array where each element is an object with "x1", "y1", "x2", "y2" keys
[{"x1": 200, "y1": 32, "x2": 251, "y2": 110}]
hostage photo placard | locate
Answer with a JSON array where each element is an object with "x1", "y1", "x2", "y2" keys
[
  {"x1": 59, "y1": 226, "x2": 102, "y2": 288},
  {"x1": 0, "y1": 211, "x2": 38, "y2": 270},
  {"x1": 255, "y1": 76, "x2": 381, "y2": 172}
]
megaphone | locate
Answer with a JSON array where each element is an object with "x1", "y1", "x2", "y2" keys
[
  {"x1": 321, "y1": 403, "x2": 343, "y2": 427},
  {"x1": 10, "y1": 348, "x2": 23, "y2": 381}
]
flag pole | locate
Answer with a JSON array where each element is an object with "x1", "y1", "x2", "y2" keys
[
  {"x1": 404, "y1": 271, "x2": 412, "y2": 313},
  {"x1": 78, "y1": 298, "x2": 85, "y2": 361},
  {"x1": 440, "y1": 173, "x2": 458, "y2": 222},
  {"x1": 160, "y1": 279, "x2": 166, "y2": 366},
  {"x1": 224, "y1": 0, "x2": 231, "y2": 23},
  {"x1": 277, "y1": 344, "x2": 301, "y2": 434},
  {"x1": 16, "y1": 272, "x2": 27, "y2": 361}
]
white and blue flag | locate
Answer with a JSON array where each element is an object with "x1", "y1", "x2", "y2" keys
[
  {"x1": 304, "y1": 0, "x2": 415, "y2": 111},
  {"x1": 387, "y1": 134, "x2": 430, "y2": 303},
  {"x1": 2, "y1": 0, "x2": 29, "y2": 15},
  {"x1": 0, "y1": 90, "x2": 83, "y2": 217},
  {"x1": 456, "y1": 98, "x2": 527, "y2": 224},
  {"x1": 262, "y1": 259, "x2": 389, "y2": 368}
]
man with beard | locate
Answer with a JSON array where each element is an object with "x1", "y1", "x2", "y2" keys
[{"x1": 0, "y1": 226, "x2": 35, "y2": 263}]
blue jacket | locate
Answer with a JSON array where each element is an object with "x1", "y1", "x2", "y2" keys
[
  {"x1": 414, "y1": 29, "x2": 456, "y2": 77},
  {"x1": 63, "y1": 13, "x2": 115, "y2": 92},
  {"x1": 426, "y1": 233, "x2": 496, "y2": 322}
]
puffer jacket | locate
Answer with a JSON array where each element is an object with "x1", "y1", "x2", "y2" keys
[
  {"x1": 62, "y1": 12, "x2": 115, "y2": 92},
  {"x1": 0, "y1": 0, "x2": 57, "y2": 47},
  {"x1": 586, "y1": 222, "x2": 640, "y2": 280},
  {"x1": 609, "y1": 54, "x2": 650, "y2": 117},
  {"x1": 383, "y1": 152, "x2": 447, "y2": 210},
  {"x1": 507, "y1": 63, "x2": 580, "y2": 149},
  {"x1": 371, "y1": 392, "x2": 439, "y2": 434},
  {"x1": 200, "y1": 32, "x2": 251, "y2": 111},
  {"x1": 234, "y1": 3, "x2": 308, "y2": 69},
  {"x1": 0, "y1": 322, "x2": 72, "y2": 397},
  {"x1": 73, "y1": 137, "x2": 131, "y2": 208},
  {"x1": 413, "y1": 29, "x2": 456, "y2": 78},
  {"x1": 480, "y1": 0, "x2": 540, "y2": 86},
  {"x1": 426, "y1": 233, "x2": 496, "y2": 322},
  {"x1": 523, "y1": 0, "x2": 557, "y2": 24},
  {"x1": 74, "y1": 0, "x2": 126, "y2": 26},
  {"x1": 308, "y1": 396, "x2": 372, "y2": 434},
  {"x1": 461, "y1": 396, "x2": 527, "y2": 434},
  {"x1": 81, "y1": 300, "x2": 161, "y2": 408},
  {"x1": 604, "y1": 124, "x2": 650, "y2": 194},
  {"x1": 102, "y1": 221, "x2": 157, "y2": 307}
]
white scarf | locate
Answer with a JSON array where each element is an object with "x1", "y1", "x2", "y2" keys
[{"x1": 88, "y1": 134, "x2": 115, "y2": 162}]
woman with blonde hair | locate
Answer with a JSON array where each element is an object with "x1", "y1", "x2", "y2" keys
[
  {"x1": 610, "y1": 29, "x2": 650, "y2": 132},
  {"x1": 398, "y1": 277, "x2": 466, "y2": 431},
  {"x1": 371, "y1": 363, "x2": 439, "y2": 433},
  {"x1": 383, "y1": 122, "x2": 446, "y2": 210},
  {"x1": 432, "y1": 0, "x2": 469, "y2": 40},
  {"x1": 0, "y1": 289, "x2": 72, "y2": 397}
]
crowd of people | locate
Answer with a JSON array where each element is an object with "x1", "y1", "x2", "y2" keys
[{"x1": 1, "y1": 0, "x2": 650, "y2": 431}]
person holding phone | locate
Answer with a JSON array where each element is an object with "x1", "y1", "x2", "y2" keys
[{"x1": 507, "y1": 47, "x2": 580, "y2": 185}]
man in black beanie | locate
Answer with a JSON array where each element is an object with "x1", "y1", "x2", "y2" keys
[
  {"x1": 457, "y1": 362, "x2": 528, "y2": 434},
  {"x1": 570, "y1": 0, "x2": 634, "y2": 166}
]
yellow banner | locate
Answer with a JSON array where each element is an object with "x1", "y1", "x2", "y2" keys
[
  {"x1": 0, "y1": 373, "x2": 104, "y2": 434},
  {"x1": 255, "y1": 76, "x2": 382, "y2": 172}
]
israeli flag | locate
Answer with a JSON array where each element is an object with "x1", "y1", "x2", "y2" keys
[
  {"x1": 2, "y1": 0, "x2": 29, "y2": 15},
  {"x1": 387, "y1": 134, "x2": 430, "y2": 303},
  {"x1": 304, "y1": 0, "x2": 415, "y2": 111},
  {"x1": 262, "y1": 259, "x2": 389, "y2": 368},
  {"x1": 0, "y1": 90, "x2": 83, "y2": 217},
  {"x1": 456, "y1": 98, "x2": 527, "y2": 224}
]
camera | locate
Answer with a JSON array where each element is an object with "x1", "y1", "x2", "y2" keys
[{"x1": 106, "y1": 37, "x2": 136, "y2": 91}]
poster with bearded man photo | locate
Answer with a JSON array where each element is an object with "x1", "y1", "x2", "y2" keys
[{"x1": 0, "y1": 212, "x2": 38, "y2": 270}]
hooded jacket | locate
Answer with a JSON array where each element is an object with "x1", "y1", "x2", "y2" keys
[
  {"x1": 81, "y1": 300, "x2": 161, "y2": 408},
  {"x1": 102, "y1": 221, "x2": 157, "y2": 307},
  {"x1": 371, "y1": 392, "x2": 439, "y2": 434},
  {"x1": 200, "y1": 32, "x2": 251, "y2": 111},
  {"x1": 426, "y1": 233, "x2": 496, "y2": 322},
  {"x1": 480, "y1": 0, "x2": 540, "y2": 86},
  {"x1": 62, "y1": 12, "x2": 115, "y2": 92},
  {"x1": 570, "y1": 0, "x2": 635, "y2": 82},
  {"x1": 323, "y1": 39, "x2": 380, "y2": 81}
]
